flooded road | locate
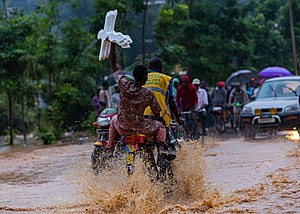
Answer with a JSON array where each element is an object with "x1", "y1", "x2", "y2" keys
[
  {"x1": 205, "y1": 137, "x2": 296, "y2": 195},
  {"x1": 0, "y1": 135, "x2": 299, "y2": 213},
  {"x1": 204, "y1": 137, "x2": 300, "y2": 213},
  {"x1": 0, "y1": 144, "x2": 89, "y2": 213}
]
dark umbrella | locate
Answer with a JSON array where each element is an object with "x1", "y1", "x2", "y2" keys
[
  {"x1": 225, "y1": 70, "x2": 255, "y2": 86},
  {"x1": 258, "y1": 66, "x2": 293, "y2": 78}
]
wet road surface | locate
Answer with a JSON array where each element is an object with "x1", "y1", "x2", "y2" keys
[
  {"x1": 205, "y1": 137, "x2": 296, "y2": 195},
  {"x1": 0, "y1": 144, "x2": 89, "y2": 213},
  {"x1": 204, "y1": 136, "x2": 300, "y2": 213},
  {"x1": 0, "y1": 135, "x2": 299, "y2": 213}
]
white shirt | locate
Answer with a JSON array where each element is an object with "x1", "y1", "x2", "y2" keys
[
  {"x1": 253, "y1": 87, "x2": 260, "y2": 97},
  {"x1": 196, "y1": 88, "x2": 208, "y2": 112},
  {"x1": 99, "y1": 89, "x2": 111, "y2": 108}
]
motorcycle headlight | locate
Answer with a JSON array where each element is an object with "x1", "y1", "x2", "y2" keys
[
  {"x1": 285, "y1": 105, "x2": 300, "y2": 113},
  {"x1": 242, "y1": 107, "x2": 252, "y2": 114},
  {"x1": 96, "y1": 117, "x2": 111, "y2": 126}
]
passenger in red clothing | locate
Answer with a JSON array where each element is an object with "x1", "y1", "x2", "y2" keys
[{"x1": 176, "y1": 75, "x2": 198, "y2": 111}]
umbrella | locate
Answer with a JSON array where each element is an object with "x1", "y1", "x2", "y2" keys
[
  {"x1": 225, "y1": 70, "x2": 255, "y2": 86},
  {"x1": 258, "y1": 66, "x2": 293, "y2": 78}
]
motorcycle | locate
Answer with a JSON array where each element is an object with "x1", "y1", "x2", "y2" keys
[
  {"x1": 91, "y1": 110, "x2": 175, "y2": 181},
  {"x1": 212, "y1": 106, "x2": 226, "y2": 133},
  {"x1": 121, "y1": 133, "x2": 173, "y2": 182},
  {"x1": 91, "y1": 108, "x2": 117, "y2": 173}
]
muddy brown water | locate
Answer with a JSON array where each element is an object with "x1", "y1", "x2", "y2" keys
[{"x1": 0, "y1": 136, "x2": 299, "y2": 213}]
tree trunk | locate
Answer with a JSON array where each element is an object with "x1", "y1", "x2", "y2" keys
[
  {"x1": 37, "y1": 95, "x2": 41, "y2": 130},
  {"x1": 8, "y1": 91, "x2": 13, "y2": 145},
  {"x1": 186, "y1": 0, "x2": 194, "y2": 8},
  {"x1": 48, "y1": 70, "x2": 52, "y2": 101},
  {"x1": 35, "y1": 77, "x2": 42, "y2": 131},
  {"x1": 141, "y1": 0, "x2": 149, "y2": 64},
  {"x1": 21, "y1": 94, "x2": 27, "y2": 143},
  {"x1": 190, "y1": 0, "x2": 194, "y2": 8},
  {"x1": 289, "y1": 0, "x2": 298, "y2": 75},
  {"x1": 2, "y1": 0, "x2": 8, "y2": 18}
]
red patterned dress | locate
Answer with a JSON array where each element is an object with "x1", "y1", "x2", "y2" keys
[{"x1": 107, "y1": 70, "x2": 166, "y2": 147}]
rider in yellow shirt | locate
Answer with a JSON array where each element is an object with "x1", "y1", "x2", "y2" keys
[{"x1": 144, "y1": 57, "x2": 181, "y2": 128}]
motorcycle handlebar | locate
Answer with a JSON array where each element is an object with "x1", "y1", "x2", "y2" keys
[{"x1": 228, "y1": 102, "x2": 247, "y2": 108}]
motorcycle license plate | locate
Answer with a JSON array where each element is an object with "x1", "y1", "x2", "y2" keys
[
  {"x1": 125, "y1": 144, "x2": 135, "y2": 165},
  {"x1": 258, "y1": 118, "x2": 275, "y2": 124},
  {"x1": 126, "y1": 154, "x2": 134, "y2": 165}
]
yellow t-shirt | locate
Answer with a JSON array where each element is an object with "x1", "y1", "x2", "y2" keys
[{"x1": 144, "y1": 72, "x2": 172, "y2": 127}]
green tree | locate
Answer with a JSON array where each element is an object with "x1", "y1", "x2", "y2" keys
[
  {"x1": 0, "y1": 14, "x2": 34, "y2": 144},
  {"x1": 280, "y1": 0, "x2": 300, "y2": 74},
  {"x1": 48, "y1": 16, "x2": 97, "y2": 133},
  {"x1": 154, "y1": 3, "x2": 189, "y2": 71},
  {"x1": 154, "y1": 0, "x2": 291, "y2": 82}
]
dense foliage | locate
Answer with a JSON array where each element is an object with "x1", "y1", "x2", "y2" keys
[
  {"x1": 154, "y1": 0, "x2": 294, "y2": 81},
  {"x1": 0, "y1": 0, "x2": 299, "y2": 144}
]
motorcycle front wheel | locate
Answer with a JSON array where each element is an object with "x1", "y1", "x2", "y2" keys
[{"x1": 91, "y1": 146, "x2": 110, "y2": 174}]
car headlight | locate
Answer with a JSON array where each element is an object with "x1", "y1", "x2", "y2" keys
[
  {"x1": 269, "y1": 108, "x2": 277, "y2": 115},
  {"x1": 255, "y1": 109, "x2": 262, "y2": 116},
  {"x1": 285, "y1": 105, "x2": 300, "y2": 113},
  {"x1": 242, "y1": 107, "x2": 252, "y2": 114},
  {"x1": 96, "y1": 117, "x2": 111, "y2": 126}
]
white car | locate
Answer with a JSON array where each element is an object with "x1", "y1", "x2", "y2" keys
[{"x1": 241, "y1": 76, "x2": 300, "y2": 138}]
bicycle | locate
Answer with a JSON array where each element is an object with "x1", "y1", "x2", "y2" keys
[
  {"x1": 228, "y1": 102, "x2": 245, "y2": 132},
  {"x1": 211, "y1": 106, "x2": 226, "y2": 133},
  {"x1": 180, "y1": 110, "x2": 204, "y2": 143}
]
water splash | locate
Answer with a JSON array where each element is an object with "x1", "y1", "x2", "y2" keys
[
  {"x1": 75, "y1": 140, "x2": 206, "y2": 213},
  {"x1": 285, "y1": 131, "x2": 300, "y2": 141}
]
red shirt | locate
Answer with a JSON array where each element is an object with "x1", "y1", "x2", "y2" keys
[{"x1": 176, "y1": 76, "x2": 198, "y2": 111}]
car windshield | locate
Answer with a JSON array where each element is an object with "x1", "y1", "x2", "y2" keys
[{"x1": 256, "y1": 79, "x2": 300, "y2": 99}]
